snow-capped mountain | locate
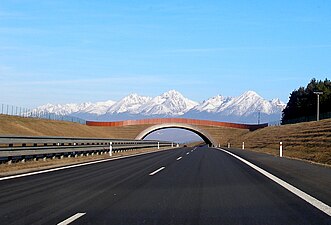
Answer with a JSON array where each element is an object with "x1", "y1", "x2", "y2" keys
[
  {"x1": 185, "y1": 91, "x2": 285, "y2": 123},
  {"x1": 193, "y1": 95, "x2": 232, "y2": 112},
  {"x1": 190, "y1": 91, "x2": 284, "y2": 115},
  {"x1": 35, "y1": 101, "x2": 116, "y2": 116},
  {"x1": 36, "y1": 102, "x2": 92, "y2": 115},
  {"x1": 106, "y1": 94, "x2": 151, "y2": 114},
  {"x1": 139, "y1": 90, "x2": 198, "y2": 115},
  {"x1": 217, "y1": 91, "x2": 283, "y2": 116},
  {"x1": 84, "y1": 100, "x2": 116, "y2": 115},
  {"x1": 34, "y1": 90, "x2": 285, "y2": 123}
]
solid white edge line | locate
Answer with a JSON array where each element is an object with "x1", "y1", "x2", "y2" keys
[
  {"x1": 149, "y1": 166, "x2": 165, "y2": 176},
  {"x1": 0, "y1": 149, "x2": 168, "y2": 181},
  {"x1": 57, "y1": 212, "x2": 86, "y2": 225},
  {"x1": 176, "y1": 157, "x2": 182, "y2": 161},
  {"x1": 218, "y1": 148, "x2": 331, "y2": 217}
]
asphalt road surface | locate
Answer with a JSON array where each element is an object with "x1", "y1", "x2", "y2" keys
[{"x1": 0, "y1": 146, "x2": 330, "y2": 225}]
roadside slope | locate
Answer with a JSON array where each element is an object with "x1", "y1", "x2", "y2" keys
[
  {"x1": 0, "y1": 115, "x2": 118, "y2": 138},
  {"x1": 228, "y1": 119, "x2": 331, "y2": 165}
]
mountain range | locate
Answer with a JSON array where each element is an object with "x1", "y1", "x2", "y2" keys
[{"x1": 34, "y1": 90, "x2": 286, "y2": 124}]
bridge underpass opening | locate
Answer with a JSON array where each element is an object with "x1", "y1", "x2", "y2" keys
[
  {"x1": 144, "y1": 128, "x2": 205, "y2": 146},
  {"x1": 135, "y1": 124, "x2": 217, "y2": 147}
]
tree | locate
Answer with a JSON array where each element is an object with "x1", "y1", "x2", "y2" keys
[{"x1": 282, "y1": 78, "x2": 331, "y2": 124}]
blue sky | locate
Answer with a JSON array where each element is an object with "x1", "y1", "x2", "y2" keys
[{"x1": 1, "y1": 0, "x2": 330, "y2": 107}]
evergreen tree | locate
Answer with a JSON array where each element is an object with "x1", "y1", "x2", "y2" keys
[{"x1": 282, "y1": 78, "x2": 331, "y2": 124}]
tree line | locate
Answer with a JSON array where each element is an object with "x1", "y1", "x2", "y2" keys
[{"x1": 282, "y1": 78, "x2": 331, "y2": 124}]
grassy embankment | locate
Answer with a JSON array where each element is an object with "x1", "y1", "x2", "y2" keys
[
  {"x1": 227, "y1": 118, "x2": 331, "y2": 165},
  {"x1": 0, "y1": 114, "x2": 122, "y2": 138}
]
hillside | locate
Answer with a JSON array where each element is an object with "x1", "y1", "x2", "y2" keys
[
  {"x1": 227, "y1": 118, "x2": 331, "y2": 165},
  {"x1": 0, "y1": 115, "x2": 117, "y2": 138}
]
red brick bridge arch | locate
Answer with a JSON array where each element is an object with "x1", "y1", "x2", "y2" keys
[{"x1": 86, "y1": 118, "x2": 267, "y2": 147}]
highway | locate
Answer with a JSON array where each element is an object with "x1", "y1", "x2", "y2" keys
[{"x1": 0, "y1": 146, "x2": 330, "y2": 225}]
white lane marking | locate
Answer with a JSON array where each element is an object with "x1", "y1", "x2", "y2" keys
[
  {"x1": 186, "y1": 152, "x2": 189, "y2": 155},
  {"x1": 176, "y1": 157, "x2": 182, "y2": 161},
  {"x1": 0, "y1": 149, "x2": 168, "y2": 181},
  {"x1": 218, "y1": 148, "x2": 331, "y2": 217},
  {"x1": 191, "y1": 150, "x2": 193, "y2": 152},
  {"x1": 57, "y1": 213, "x2": 86, "y2": 225},
  {"x1": 149, "y1": 167, "x2": 165, "y2": 176},
  {"x1": 193, "y1": 147, "x2": 197, "y2": 150}
]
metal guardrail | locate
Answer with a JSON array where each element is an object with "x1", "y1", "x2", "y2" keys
[{"x1": 0, "y1": 136, "x2": 175, "y2": 164}]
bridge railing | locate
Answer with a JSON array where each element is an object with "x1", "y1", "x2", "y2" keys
[{"x1": 0, "y1": 136, "x2": 174, "y2": 164}]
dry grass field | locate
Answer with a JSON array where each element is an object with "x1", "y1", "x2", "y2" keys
[
  {"x1": 0, "y1": 114, "x2": 150, "y2": 138},
  {"x1": 227, "y1": 119, "x2": 331, "y2": 165}
]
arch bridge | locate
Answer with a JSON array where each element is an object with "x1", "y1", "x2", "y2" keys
[{"x1": 86, "y1": 118, "x2": 267, "y2": 147}]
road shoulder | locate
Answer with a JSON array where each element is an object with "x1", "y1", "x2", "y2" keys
[{"x1": 221, "y1": 148, "x2": 331, "y2": 206}]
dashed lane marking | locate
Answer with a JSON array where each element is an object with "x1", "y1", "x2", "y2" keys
[
  {"x1": 57, "y1": 213, "x2": 86, "y2": 225},
  {"x1": 149, "y1": 167, "x2": 165, "y2": 176}
]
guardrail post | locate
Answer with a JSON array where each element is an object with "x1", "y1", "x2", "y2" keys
[
  {"x1": 157, "y1": 142, "x2": 160, "y2": 150},
  {"x1": 171, "y1": 142, "x2": 174, "y2": 148},
  {"x1": 109, "y1": 142, "x2": 113, "y2": 156},
  {"x1": 280, "y1": 142, "x2": 283, "y2": 157},
  {"x1": 228, "y1": 143, "x2": 230, "y2": 148},
  {"x1": 242, "y1": 142, "x2": 245, "y2": 150}
]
